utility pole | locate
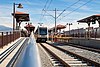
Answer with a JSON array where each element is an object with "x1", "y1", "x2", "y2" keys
[
  {"x1": 43, "y1": 8, "x2": 63, "y2": 35},
  {"x1": 66, "y1": 23, "x2": 72, "y2": 36},
  {"x1": 54, "y1": 8, "x2": 57, "y2": 34}
]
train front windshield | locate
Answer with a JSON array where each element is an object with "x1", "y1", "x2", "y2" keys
[{"x1": 39, "y1": 28, "x2": 47, "y2": 35}]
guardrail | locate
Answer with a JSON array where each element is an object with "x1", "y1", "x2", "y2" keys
[
  {"x1": 0, "y1": 31, "x2": 20, "y2": 48},
  {"x1": 49, "y1": 37, "x2": 72, "y2": 42},
  {"x1": 49, "y1": 36, "x2": 100, "y2": 43}
]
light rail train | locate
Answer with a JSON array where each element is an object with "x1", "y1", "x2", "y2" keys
[{"x1": 34, "y1": 26, "x2": 48, "y2": 42}]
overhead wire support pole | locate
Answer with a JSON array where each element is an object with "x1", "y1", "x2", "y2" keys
[
  {"x1": 43, "y1": 9, "x2": 55, "y2": 18},
  {"x1": 54, "y1": 8, "x2": 57, "y2": 34},
  {"x1": 43, "y1": 8, "x2": 64, "y2": 35},
  {"x1": 13, "y1": 3, "x2": 15, "y2": 31},
  {"x1": 39, "y1": 0, "x2": 53, "y2": 22}
]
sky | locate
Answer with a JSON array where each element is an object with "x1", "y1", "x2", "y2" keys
[{"x1": 0, "y1": 0, "x2": 100, "y2": 31}]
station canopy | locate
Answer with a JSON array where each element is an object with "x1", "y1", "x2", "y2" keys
[
  {"x1": 12, "y1": 11, "x2": 30, "y2": 22},
  {"x1": 77, "y1": 14, "x2": 100, "y2": 23},
  {"x1": 49, "y1": 24, "x2": 66, "y2": 32},
  {"x1": 24, "y1": 23, "x2": 35, "y2": 32},
  {"x1": 56, "y1": 24, "x2": 66, "y2": 29}
]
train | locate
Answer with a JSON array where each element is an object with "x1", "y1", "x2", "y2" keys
[{"x1": 34, "y1": 26, "x2": 48, "y2": 42}]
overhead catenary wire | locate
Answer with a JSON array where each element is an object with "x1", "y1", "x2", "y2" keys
[
  {"x1": 40, "y1": 0, "x2": 49, "y2": 20},
  {"x1": 59, "y1": 0, "x2": 93, "y2": 20},
  {"x1": 46, "y1": 0, "x2": 53, "y2": 10},
  {"x1": 42, "y1": 0, "x2": 53, "y2": 18},
  {"x1": 24, "y1": 0, "x2": 47, "y2": 23},
  {"x1": 57, "y1": 0, "x2": 81, "y2": 19},
  {"x1": 40, "y1": 0, "x2": 53, "y2": 22},
  {"x1": 24, "y1": 0, "x2": 53, "y2": 24},
  {"x1": 42, "y1": 0, "x2": 49, "y2": 11},
  {"x1": 24, "y1": 0, "x2": 53, "y2": 28}
]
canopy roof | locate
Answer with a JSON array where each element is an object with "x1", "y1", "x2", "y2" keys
[
  {"x1": 77, "y1": 14, "x2": 100, "y2": 23},
  {"x1": 24, "y1": 24, "x2": 35, "y2": 28},
  {"x1": 12, "y1": 11, "x2": 30, "y2": 22},
  {"x1": 24, "y1": 23, "x2": 35, "y2": 31},
  {"x1": 56, "y1": 24, "x2": 66, "y2": 29},
  {"x1": 49, "y1": 24, "x2": 66, "y2": 32}
]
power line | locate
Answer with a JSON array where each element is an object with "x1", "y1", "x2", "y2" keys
[
  {"x1": 24, "y1": 0, "x2": 53, "y2": 24},
  {"x1": 57, "y1": 0, "x2": 81, "y2": 19},
  {"x1": 40, "y1": 0, "x2": 53, "y2": 23},
  {"x1": 42, "y1": 0, "x2": 49, "y2": 11},
  {"x1": 42, "y1": 0, "x2": 53, "y2": 18},
  {"x1": 43, "y1": 8, "x2": 65, "y2": 34},
  {"x1": 46, "y1": 0, "x2": 53, "y2": 9},
  {"x1": 42, "y1": 0, "x2": 49, "y2": 17},
  {"x1": 39, "y1": 0, "x2": 50, "y2": 22},
  {"x1": 59, "y1": 0, "x2": 93, "y2": 20}
]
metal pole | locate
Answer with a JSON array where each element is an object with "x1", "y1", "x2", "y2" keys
[
  {"x1": 78, "y1": 27, "x2": 79, "y2": 38},
  {"x1": 6, "y1": 32, "x2": 8, "y2": 45},
  {"x1": 13, "y1": 3, "x2": 15, "y2": 30},
  {"x1": 2, "y1": 32, "x2": 3, "y2": 48},
  {"x1": 16, "y1": 21, "x2": 18, "y2": 30},
  {"x1": 55, "y1": 8, "x2": 57, "y2": 35},
  {"x1": 52, "y1": 29, "x2": 53, "y2": 42},
  {"x1": 78, "y1": 23, "x2": 79, "y2": 38},
  {"x1": 69, "y1": 24, "x2": 70, "y2": 36},
  {"x1": 13, "y1": 3, "x2": 16, "y2": 41},
  {"x1": 88, "y1": 23, "x2": 90, "y2": 39},
  {"x1": 98, "y1": 21, "x2": 100, "y2": 38},
  {"x1": 95, "y1": 28, "x2": 97, "y2": 39}
]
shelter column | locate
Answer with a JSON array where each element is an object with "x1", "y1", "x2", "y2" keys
[
  {"x1": 87, "y1": 22, "x2": 90, "y2": 39},
  {"x1": 97, "y1": 20, "x2": 100, "y2": 37},
  {"x1": 98, "y1": 20, "x2": 100, "y2": 27}
]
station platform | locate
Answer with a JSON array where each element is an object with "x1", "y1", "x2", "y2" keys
[
  {"x1": 0, "y1": 37, "x2": 26, "y2": 67},
  {"x1": 15, "y1": 33, "x2": 41, "y2": 67},
  {"x1": 0, "y1": 33, "x2": 41, "y2": 67}
]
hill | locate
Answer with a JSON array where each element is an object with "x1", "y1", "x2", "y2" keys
[{"x1": 0, "y1": 25, "x2": 12, "y2": 32}]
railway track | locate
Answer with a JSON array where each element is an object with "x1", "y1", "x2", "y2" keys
[
  {"x1": 59, "y1": 42, "x2": 100, "y2": 53},
  {"x1": 39, "y1": 43, "x2": 100, "y2": 67},
  {"x1": 49, "y1": 42, "x2": 100, "y2": 64},
  {"x1": 39, "y1": 43, "x2": 70, "y2": 67}
]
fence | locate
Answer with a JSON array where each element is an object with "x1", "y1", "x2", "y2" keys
[{"x1": 0, "y1": 31, "x2": 20, "y2": 48}]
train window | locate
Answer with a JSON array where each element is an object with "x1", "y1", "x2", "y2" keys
[{"x1": 39, "y1": 28, "x2": 47, "y2": 35}]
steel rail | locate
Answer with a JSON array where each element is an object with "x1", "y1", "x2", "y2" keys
[
  {"x1": 60, "y1": 42, "x2": 100, "y2": 53},
  {"x1": 40, "y1": 43, "x2": 71, "y2": 67},
  {"x1": 46, "y1": 42, "x2": 100, "y2": 66}
]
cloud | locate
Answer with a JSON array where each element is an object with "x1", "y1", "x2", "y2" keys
[
  {"x1": 22, "y1": 0, "x2": 44, "y2": 7},
  {"x1": 93, "y1": 0, "x2": 100, "y2": 4},
  {"x1": 0, "y1": 5, "x2": 12, "y2": 9},
  {"x1": 0, "y1": 5, "x2": 12, "y2": 28},
  {"x1": 0, "y1": 0, "x2": 99, "y2": 30}
]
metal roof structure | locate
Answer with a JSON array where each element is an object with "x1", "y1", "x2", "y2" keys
[
  {"x1": 49, "y1": 24, "x2": 66, "y2": 32},
  {"x1": 24, "y1": 23, "x2": 35, "y2": 32},
  {"x1": 12, "y1": 11, "x2": 30, "y2": 22},
  {"x1": 77, "y1": 14, "x2": 100, "y2": 38},
  {"x1": 77, "y1": 14, "x2": 100, "y2": 27},
  {"x1": 77, "y1": 14, "x2": 100, "y2": 22}
]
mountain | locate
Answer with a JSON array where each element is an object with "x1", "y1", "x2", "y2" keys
[{"x1": 0, "y1": 25, "x2": 12, "y2": 31}]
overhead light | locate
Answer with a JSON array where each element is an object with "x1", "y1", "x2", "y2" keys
[{"x1": 17, "y1": 3, "x2": 23, "y2": 8}]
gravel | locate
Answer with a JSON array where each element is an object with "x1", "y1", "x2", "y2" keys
[
  {"x1": 37, "y1": 43, "x2": 53, "y2": 67},
  {"x1": 52, "y1": 42, "x2": 100, "y2": 64}
]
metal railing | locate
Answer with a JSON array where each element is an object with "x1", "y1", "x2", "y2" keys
[{"x1": 0, "y1": 31, "x2": 20, "y2": 48}]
